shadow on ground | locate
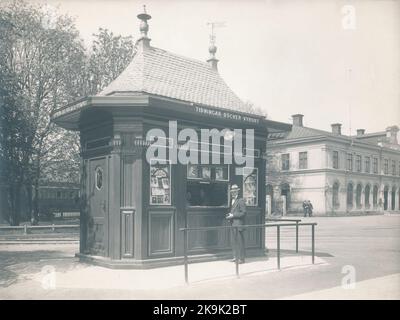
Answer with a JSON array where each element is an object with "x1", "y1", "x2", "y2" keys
[{"x1": 0, "y1": 249, "x2": 78, "y2": 288}]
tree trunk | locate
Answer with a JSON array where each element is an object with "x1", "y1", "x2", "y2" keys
[{"x1": 9, "y1": 183, "x2": 21, "y2": 226}]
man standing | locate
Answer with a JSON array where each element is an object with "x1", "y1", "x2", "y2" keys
[
  {"x1": 226, "y1": 184, "x2": 247, "y2": 264},
  {"x1": 302, "y1": 200, "x2": 308, "y2": 217},
  {"x1": 307, "y1": 200, "x2": 313, "y2": 217}
]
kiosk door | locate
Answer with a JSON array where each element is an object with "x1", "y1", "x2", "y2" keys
[{"x1": 87, "y1": 157, "x2": 108, "y2": 255}]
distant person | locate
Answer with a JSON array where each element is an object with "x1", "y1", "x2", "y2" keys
[
  {"x1": 307, "y1": 200, "x2": 313, "y2": 217},
  {"x1": 226, "y1": 184, "x2": 247, "y2": 264},
  {"x1": 302, "y1": 200, "x2": 308, "y2": 217}
]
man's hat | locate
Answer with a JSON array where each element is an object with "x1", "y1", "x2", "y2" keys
[{"x1": 230, "y1": 184, "x2": 240, "y2": 191}]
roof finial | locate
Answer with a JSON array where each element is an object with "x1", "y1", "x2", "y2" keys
[
  {"x1": 206, "y1": 22, "x2": 225, "y2": 71},
  {"x1": 137, "y1": 5, "x2": 152, "y2": 47}
]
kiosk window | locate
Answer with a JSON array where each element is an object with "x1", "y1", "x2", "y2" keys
[
  {"x1": 186, "y1": 165, "x2": 229, "y2": 207},
  {"x1": 150, "y1": 163, "x2": 171, "y2": 205},
  {"x1": 243, "y1": 168, "x2": 258, "y2": 206}
]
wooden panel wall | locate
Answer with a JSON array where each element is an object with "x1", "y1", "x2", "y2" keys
[{"x1": 148, "y1": 210, "x2": 174, "y2": 256}]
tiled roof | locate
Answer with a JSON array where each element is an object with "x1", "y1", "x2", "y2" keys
[
  {"x1": 280, "y1": 126, "x2": 334, "y2": 140},
  {"x1": 99, "y1": 45, "x2": 248, "y2": 111},
  {"x1": 269, "y1": 125, "x2": 400, "y2": 150}
]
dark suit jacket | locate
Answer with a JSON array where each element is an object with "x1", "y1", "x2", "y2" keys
[{"x1": 227, "y1": 197, "x2": 247, "y2": 231}]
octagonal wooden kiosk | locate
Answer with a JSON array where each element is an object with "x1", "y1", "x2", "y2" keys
[{"x1": 52, "y1": 10, "x2": 290, "y2": 268}]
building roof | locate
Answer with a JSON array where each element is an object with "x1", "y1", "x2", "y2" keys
[
  {"x1": 268, "y1": 124, "x2": 400, "y2": 151},
  {"x1": 99, "y1": 44, "x2": 248, "y2": 112},
  {"x1": 268, "y1": 125, "x2": 338, "y2": 141}
]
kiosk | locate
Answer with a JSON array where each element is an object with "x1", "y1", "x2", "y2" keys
[{"x1": 52, "y1": 9, "x2": 291, "y2": 268}]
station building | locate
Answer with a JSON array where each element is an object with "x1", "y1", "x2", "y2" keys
[{"x1": 266, "y1": 114, "x2": 400, "y2": 216}]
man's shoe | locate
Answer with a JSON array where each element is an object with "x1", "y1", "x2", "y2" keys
[
  {"x1": 230, "y1": 259, "x2": 236, "y2": 262},
  {"x1": 238, "y1": 260, "x2": 245, "y2": 264}
]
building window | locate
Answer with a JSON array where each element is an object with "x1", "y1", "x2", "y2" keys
[
  {"x1": 356, "y1": 184, "x2": 362, "y2": 209},
  {"x1": 186, "y1": 164, "x2": 229, "y2": 207},
  {"x1": 356, "y1": 155, "x2": 362, "y2": 172},
  {"x1": 281, "y1": 154, "x2": 290, "y2": 171},
  {"x1": 243, "y1": 167, "x2": 258, "y2": 206},
  {"x1": 299, "y1": 152, "x2": 308, "y2": 169},
  {"x1": 347, "y1": 183, "x2": 353, "y2": 209},
  {"x1": 332, "y1": 182, "x2": 340, "y2": 209},
  {"x1": 373, "y1": 185, "x2": 378, "y2": 208},
  {"x1": 333, "y1": 151, "x2": 339, "y2": 169},
  {"x1": 365, "y1": 157, "x2": 370, "y2": 173},
  {"x1": 364, "y1": 185, "x2": 370, "y2": 209},
  {"x1": 95, "y1": 167, "x2": 103, "y2": 190},
  {"x1": 392, "y1": 160, "x2": 396, "y2": 175},
  {"x1": 384, "y1": 159, "x2": 389, "y2": 175},
  {"x1": 150, "y1": 162, "x2": 171, "y2": 205},
  {"x1": 373, "y1": 157, "x2": 378, "y2": 174},
  {"x1": 346, "y1": 154, "x2": 353, "y2": 171}
]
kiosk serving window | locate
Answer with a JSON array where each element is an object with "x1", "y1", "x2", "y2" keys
[
  {"x1": 186, "y1": 165, "x2": 229, "y2": 207},
  {"x1": 150, "y1": 162, "x2": 171, "y2": 205},
  {"x1": 243, "y1": 167, "x2": 258, "y2": 206}
]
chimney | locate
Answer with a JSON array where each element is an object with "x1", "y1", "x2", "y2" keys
[
  {"x1": 331, "y1": 123, "x2": 342, "y2": 135},
  {"x1": 356, "y1": 129, "x2": 365, "y2": 136},
  {"x1": 292, "y1": 114, "x2": 304, "y2": 127},
  {"x1": 386, "y1": 125, "x2": 399, "y2": 144}
]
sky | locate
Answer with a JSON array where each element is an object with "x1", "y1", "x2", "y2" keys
[{"x1": 28, "y1": 0, "x2": 400, "y2": 134}]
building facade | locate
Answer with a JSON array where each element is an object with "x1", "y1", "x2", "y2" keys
[{"x1": 266, "y1": 114, "x2": 400, "y2": 216}]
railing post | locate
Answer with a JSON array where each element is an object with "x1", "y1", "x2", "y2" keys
[
  {"x1": 277, "y1": 225, "x2": 280, "y2": 270},
  {"x1": 23, "y1": 224, "x2": 27, "y2": 235},
  {"x1": 184, "y1": 229, "x2": 188, "y2": 284},
  {"x1": 295, "y1": 221, "x2": 299, "y2": 253},
  {"x1": 311, "y1": 224, "x2": 315, "y2": 264},
  {"x1": 52, "y1": 224, "x2": 55, "y2": 232},
  {"x1": 235, "y1": 226, "x2": 239, "y2": 278}
]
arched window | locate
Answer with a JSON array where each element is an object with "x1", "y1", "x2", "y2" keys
[
  {"x1": 373, "y1": 185, "x2": 378, "y2": 208},
  {"x1": 364, "y1": 185, "x2": 371, "y2": 209},
  {"x1": 281, "y1": 183, "x2": 291, "y2": 210},
  {"x1": 356, "y1": 184, "x2": 362, "y2": 209},
  {"x1": 384, "y1": 186, "x2": 389, "y2": 210},
  {"x1": 266, "y1": 184, "x2": 274, "y2": 213},
  {"x1": 332, "y1": 182, "x2": 340, "y2": 209},
  {"x1": 347, "y1": 183, "x2": 353, "y2": 210},
  {"x1": 391, "y1": 187, "x2": 396, "y2": 210}
]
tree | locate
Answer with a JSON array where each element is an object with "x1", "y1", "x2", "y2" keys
[
  {"x1": 84, "y1": 28, "x2": 135, "y2": 96},
  {"x1": 241, "y1": 100, "x2": 268, "y2": 118},
  {"x1": 0, "y1": 1, "x2": 136, "y2": 225},
  {"x1": 0, "y1": 0, "x2": 87, "y2": 224}
]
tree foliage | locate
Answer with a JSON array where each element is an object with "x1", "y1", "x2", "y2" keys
[{"x1": 0, "y1": 0, "x2": 135, "y2": 224}]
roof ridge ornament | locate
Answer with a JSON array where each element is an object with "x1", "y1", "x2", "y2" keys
[
  {"x1": 137, "y1": 5, "x2": 152, "y2": 48},
  {"x1": 206, "y1": 21, "x2": 225, "y2": 71}
]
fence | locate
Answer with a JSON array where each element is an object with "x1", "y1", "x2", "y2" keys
[
  {"x1": 0, "y1": 224, "x2": 80, "y2": 235},
  {"x1": 179, "y1": 218, "x2": 317, "y2": 284}
]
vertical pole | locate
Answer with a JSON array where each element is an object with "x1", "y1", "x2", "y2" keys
[
  {"x1": 311, "y1": 224, "x2": 315, "y2": 264},
  {"x1": 24, "y1": 224, "x2": 27, "y2": 235},
  {"x1": 277, "y1": 225, "x2": 280, "y2": 270},
  {"x1": 295, "y1": 221, "x2": 299, "y2": 253},
  {"x1": 235, "y1": 227, "x2": 239, "y2": 278},
  {"x1": 184, "y1": 229, "x2": 188, "y2": 284}
]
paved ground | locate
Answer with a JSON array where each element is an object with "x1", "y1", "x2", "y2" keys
[{"x1": 0, "y1": 215, "x2": 399, "y2": 299}]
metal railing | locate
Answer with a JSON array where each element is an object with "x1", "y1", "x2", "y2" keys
[
  {"x1": 179, "y1": 219, "x2": 317, "y2": 284},
  {"x1": 0, "y1": 224, "x2": 79, "y2": 235}
]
